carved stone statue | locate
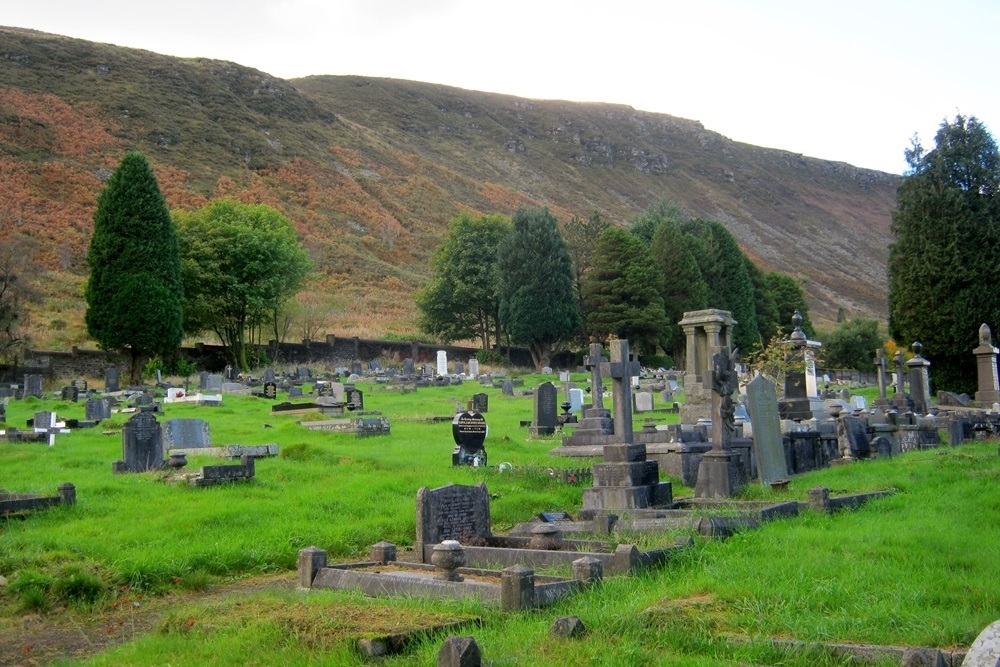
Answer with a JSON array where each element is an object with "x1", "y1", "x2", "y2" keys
[
  {"x1": 711, "y1": 347, "x2": 740, "y2": 447},
  {"x1": 981, "y1": 323, "x2": 993, "y2": 347}
]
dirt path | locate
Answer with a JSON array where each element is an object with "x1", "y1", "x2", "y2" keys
[{"x1": 0, "y1": 573, "x2": 296, "y2": 666}]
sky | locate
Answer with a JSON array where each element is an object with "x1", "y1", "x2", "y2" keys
[{"x1": 6, "y1": 0, "x2": 998, "y2": 174}]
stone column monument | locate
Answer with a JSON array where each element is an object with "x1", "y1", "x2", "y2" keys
[
  {"x1": 905, "y1": 341, "x2": 932, "y2": 415},
  {"x1": 678, "y1": 309, "x2": 736, "y2": 423},
  {"x1": 974, "y1": 323, "x2": 1000, "y2": 408}
]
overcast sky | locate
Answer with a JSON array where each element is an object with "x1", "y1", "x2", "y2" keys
[{"x1": 6, "y1": 0, "x2": 998, "y2": 174}]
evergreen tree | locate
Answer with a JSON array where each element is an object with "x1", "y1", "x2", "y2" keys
[
  {"x1": 583, "y1": 227, "x2": 667, "y2": 356},
  {"x1": 562, "y1": 210, "x2": 610, "y2": 340},
  {"x1": 746, "y1": 259, "x2": 779, "y2": 346},
  {"x1": 823, "y1": 317, "x2": 883, "y2": 372},
  {"x1": 497, "y1": 208, "x2": 580, "y2": 369},
  {"x1": 85, "y1": 152, "x2": 183, "y2": 382},
  {"x1": 888, "y1": 114, "x2": 1000, "y2": 392},
  {"x1": 416, "y1": 212, "x2": 510, "y2": 349},
  {"x1": 682, "y1": 219, "x2": 759, "y2": 351},
  {"x1": 765, "y1": 271, "x2": 814, "y2": 338},
  {"x1": 649, "y1": 210, "x2": 709, "y2": 355}
]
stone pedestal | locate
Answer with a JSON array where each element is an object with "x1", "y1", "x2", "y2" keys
[
  {"x1": 694, "y1": 449, "x2": 746, "y2": 499},
  {"x1": 581, "y1": 443, "x2": 672, "y2": 516},
  {"x1": 974, "y1": 323, "x2": 1000, "y2": 408}
]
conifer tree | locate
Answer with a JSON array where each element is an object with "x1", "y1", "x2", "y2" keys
[
  {"x1": 497, "y1": 208, "x2": 579, "y2": 369},
  {"x1": 584, "y1": 227, "x2": 667, "y2": 357},
  {"x1": 888, "y1": 114, "x2": 1000, "y2": 392},
  {"x1": 649, "y1": 211, "x2": 709, "y2": 355},
  {"x1": 85, "y1": 152, "x2": 183, "y2": 381}
]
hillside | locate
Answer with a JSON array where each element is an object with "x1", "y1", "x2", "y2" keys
[{"x1": 0, "y1": 26, "x2": 899, "y2": 350}]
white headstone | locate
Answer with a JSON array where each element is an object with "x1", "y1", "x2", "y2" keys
[
  {"x1": 851, "y1": 395, "x2": 867, "y2": 411},
  {"x1": 634, "y1": 391, "x2": 654, "y2": 412},
  {"x1": 559, "y1": 371, "x2": 571, "y2": 382},
  {"x1": 468, "y1": 358, "x2": 480, "y2": 378},
  {"x1": 542, "y1": 366, "x2": 553, "y2": 375},
  {"x1": 437, "y1": 350, "x2": 448, "y2": 376},
  {"x1": 631, "y1": 375, "x2": 640, "y2": 388},
  {"x1": 164, "y1": 387, "x2": 187, "y2": 403},
  {"x1": 804, "y1": 351, "x2": 818, "y2": 398},
  {"x1": 568, "y1": 388, "x2": 584, "y2": 413}
]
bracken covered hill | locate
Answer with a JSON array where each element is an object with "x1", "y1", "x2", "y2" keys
[{"x1": 0, "y1": 26, "x2": 898, "y2": 348}]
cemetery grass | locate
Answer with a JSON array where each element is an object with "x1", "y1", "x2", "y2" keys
[{"x1": 0, "y1": 380, "x2": 997, "y2": 665}]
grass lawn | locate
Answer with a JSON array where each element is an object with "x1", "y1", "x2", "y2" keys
[{"x1": 1, "y1": 375, "x2": 997, "y2": 665}]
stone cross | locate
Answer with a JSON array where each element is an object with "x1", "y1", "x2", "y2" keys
[
  {"x1": 584, "y1": 342, "x2": 607, "y2": 411},
  {"x1": 34, "y1": 412, "x2": 70, "y2": 446},
  {"x1": 875, "y1": 348, "x2": 888, "y2": 400},
  {"x1": 707, "y1": 348, "x2": 740, "y2": 451},
  {"x1": 599, "y1": 339, "x2": 641, "y2": 443}
]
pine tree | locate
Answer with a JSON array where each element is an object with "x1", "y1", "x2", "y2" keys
[
  {"x1": 497, "y1": 208, "x2": 580, "y2": 369},
  {"x1": 765, "y1": 271, "x2": 814, "y2": 338},
  {"x1": 583, "y1": 227, "x2": 667, "y2": 356},
  {"x1": 85, "y1": 152, "x2": 183, "y2": 382},
  {"x1": 683, "y1": 219, "x2": 759, "y2": 352},
  {"x1": 648, "y1": 204, "x2": 710, "y2": 356},
  {"x1": 888, "y1": 115, "x2": 1000, "y2": 392}
]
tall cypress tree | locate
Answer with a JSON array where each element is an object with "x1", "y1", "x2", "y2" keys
[
  {"x1": 85, "y1": 152, "x2": 183, "y2": 381},
  {"x1": 497, "y1": 207, "x2": 580, "y2": 369},
  {"x1": 650, "y1": 213, "x2": 710, "y2": 356},
  {"x1": 888, "y1": 115, "x2": 1000, "y2": 392},
  {"x1": 583, "y1": 227, "x2": 667, "y2": 357}
]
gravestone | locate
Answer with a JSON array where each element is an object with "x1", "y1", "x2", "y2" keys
[
  {"x1": 163, "y1": 419, "x2": 211, "y2": 450},
  {"x1": 86, "y1": 398, "x2": 112, "y2": 423},
  {"x1": 542, "y1": 366, "x2": 553, "y2": 375},
  {"x1": 263, "y1": 382, "x2": 277, "y2": 400},
  {"x1": 841, "y1": 416, "x2": 871, "y2": 458},
  {"x1": 288, "y1": 386, "x2": 303, "y2": 398},
  {"x1": 437, "y1": 350, "x2": 448, "y2": 376},
  {"x1": 559, "y1": 371, "x2": 571, "y2": 382},
  {"x1": 315, "y1": 382, "x2": 333, "y2": 398},
  {"x1": 746, "y1": 375, "x2": 787, "y2": 485},
  {"x1": 452, "y1": 411, "x2": 488, "y2": 466},
  {"x1": 23, "y1": 374, "x2": 42, "y2": 399},
  {"x1": 356, "y1": 417, "x2": 391, "y2": 437},
  {"x1": 468, "y1": 359, "x2": 479, "y2": 378},
  {"x1": 61, "y1": 386, "x2": 79, "y2": 402},
  {"x1": 205, "y1": 375, "x2": 224, "y2": 393},
  {"x1": 71, "y1": 378, "x2": 88, "y2": 392},
  {"x1": 472, "y1": 393, "x2": 489, "y2": 413},
  {"x1": 415, "y1": 483, "x2": 491, "y2": 558},
  {"x1": 454, "y1": 361, "x2": 465, "y2": 376},
  {"x1": 199, "y1": 371, "x2": 209, "y2": 390},
  {"x1": 347, "y1": 387, "x2": 364, "y2": 410},
  {"x1": 329, "y1": 382, "x2": 345, "y2": 403},
  {"x1": 502, "y1": 379, "x2": 514, "y2": 397},
  {"x1": 117, "y1": 412, "x2": 164, "y2": 473},
  {"x1": 531, "y1": 382, "x2": 559, "y2": 436},
  {"x1": 222, "y1": 382, "x2": 248, "y2": 395},
  {"x1": 851, "y1": 395, "x2": 868, "y2": 412},
  {"x1": 263, "y1": 368, "x2": 276, "y2": 383},
  {"x1": 568, "y1": 387, "x2": 584, "y2": 413},
  {"x1": 634, "y1": 392, "x2": 653, "y2": 413},
  {"x1": 105, "y1": 367, "x2": 120, "y2": 393},
  {"x1": 403, "y1": 358, "x2": 415, "y2": 376}
]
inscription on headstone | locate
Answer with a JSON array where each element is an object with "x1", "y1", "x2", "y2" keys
[
  {"x1": 119, "y1": 412, "x2": 164, "y2": 472},
  {"x1": 531, "y1": 382, "x2": 558, "y2": 435},
  {"x1": 105, "y1": 367, "x2": 120, "y2": 393},
  {"x1": 452, "y1": 411, "x2": 488, "y2": 466},
  {"x1": 415, "y1": 483, "x2": 491, "y2": 557},
  {"x1": 472, "y1": 393, "x2": 489, "y2": 413},
  {"x1": 163, "y1": 418, "x2": 211, "y2": 450},
  {"x1": 746, "y1": 374, "x2": 787, "y2": 485}
]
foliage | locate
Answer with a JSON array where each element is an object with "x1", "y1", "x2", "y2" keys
[
  {"x1": 583, "y1": 227, "x2": 667, "y2": 355},
  {"x1": 85, "y1": 152, "x2": 184, "y2": 382},
  {"x1": 0, "y1": 235, "x2": 40, "y2": 360},
  {"x1": 746, "y1": 260, "x2": 780, "y2": 345},
  {"x1": 766, "y1": 271, "x2": 814, "y2": 337},
  {"x1": 746, "y1": 333, "x2": 809, "y2": 383},
  {"x1": 683, "y1": 219, "x2": 759, "y2": 351},
  {"x1": 822, "y1": 317, "x2": 883, "y2": 371},
  {"x1": 562, "y1": 210, "x2": 610, "y2": 339},
  {"x1": 497, "y1": 207, "x2": 580, "y2": 369},
  {"x1": 415, "y1": 212, "x2": 510, "y2": 349},
  {"x1": 647, "y1": 202, "x2": 710, "y2": 355},
  {"x1": 888, "y1": 114, "x2": 1000, "y2": 393},
  {"x1": 175, "y1": 199, "x2": 312, "y2": 370}
]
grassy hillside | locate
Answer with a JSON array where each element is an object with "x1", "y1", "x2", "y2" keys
[{"x1": 0, "y1": 26, "x2": 899, "y2": 350}]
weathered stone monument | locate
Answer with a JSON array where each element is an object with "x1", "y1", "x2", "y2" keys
[
  {"x1": 695, "y1": 348, "x2": 747, "y2": 499},
  {"x1": 437, "y1": 350, "x2": 448, "y2": 376},
  {"x1": 415, "y1": 483, "x2": 491, "y2": 557},
  {"x1": 778, "y1": 311, "x2": 818, "y2": 421},
  {"x1": 530, "y1": 382, "x2": 559, "y2": 436},
  {"x1": 114, "y1": 412, "x2": 164, "y2": 473},
  {"x1": 23, "y1": 374, "x2": 42, "y2": 399},
  {"x1": 746, "y1": 374, "x2": 787, "y2": 485},
  {"x1": 104, "y1": 367, "x2": 120, "y2": 393},
  {"x1": 679, "y1": 309, "x2": 736, "y2": 423},
  {"x1": 906, "y1": 341, "x2": 932, "y2": 414},
  {"x1": 974, "y1": 323, "x2": 1000, "y2": 408},
  {"x1": 581, "y1": 339, "x2": 672, "y2": 514}
]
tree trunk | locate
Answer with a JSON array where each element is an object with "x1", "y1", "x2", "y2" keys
[{"x1": 529, "y1": 341, "x2": 551, "y2": 371}]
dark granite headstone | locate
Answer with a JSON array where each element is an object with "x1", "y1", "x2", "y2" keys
[
  {"x1": 61, "y1": 386, "x2": 79, "y2": 402},
  {"x1": 104, "y1": 367, "x2": 120, "y2": 393},
  {"x1": 163, "y1": 418, "x2": 211, "y2": 450},
  {"x1": 472, "y1": 393, "x2": 489, "y2": 413},
  {"x1": 85, "y1": 398, "x2": 112, "y2": 423},
  {"x1": 502, "y1": 379, "x2": 514, "y2": 396},
  {"x1": 842, "y1": 416, "x2": 871, "y2": 458},
  {"x1": 531, "y1": 382, "x2": 559, "y2": 435},
  {"x1": 23, "y1": 374, "x2": 42, "y2": 399},
  {"x1": 415, "y1": 483, "x2": 491, "y2": 557},
  {"x1": 452, "y1": 411, "x2": 488, "y2": 466},
  {"x1": 288, "y1": 386, "x2": 303, "y2": 398},
  {"x1": 356, "y1": 417, "x2": 391, "y2": 437},
  {"x1": 347, "y1": 388, "x2": 364, "y2": 411},
  {"x1": 403, "y1": 358, "x2": 415, "y2": 375},
  {"x1": 263, "y1": 382, "x2": 277, "y2": 400},
  {"x1": 119, "y1": 412, "x2": 164, "y2": 472},
  {"x1": 71, "y1": 378, "x2": 88, "y2": 392},
  {"x1": 263, "y1": 368, "x2": 276, "y2": 383}
]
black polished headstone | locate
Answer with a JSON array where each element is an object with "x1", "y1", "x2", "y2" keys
[
  {"x1": 452, "y1": 411, "x2": 488, "y2": 466},
  {"x1": 120, "y1": 412, "x2": 163, "y2": 472}
]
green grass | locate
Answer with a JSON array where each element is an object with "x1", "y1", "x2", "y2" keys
[{"x1": 2, "y1": 377, "x2": 998, "y2": 665}]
